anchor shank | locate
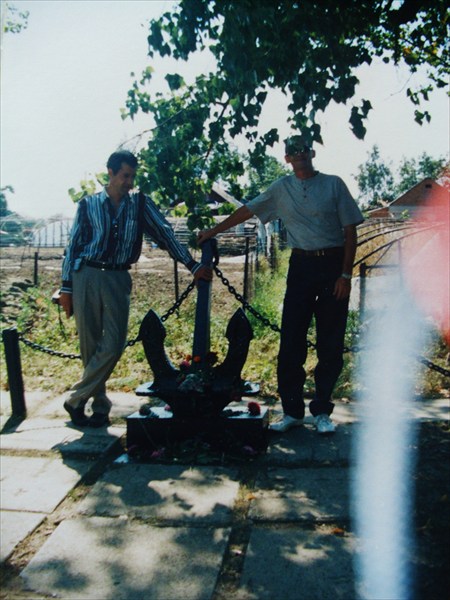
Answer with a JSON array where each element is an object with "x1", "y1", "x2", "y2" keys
[{"x1": 192, "y1": 239, "x2": 215, "y2": 359}]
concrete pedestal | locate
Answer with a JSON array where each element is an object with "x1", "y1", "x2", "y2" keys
[{"x1": 126, "y1": 406, "x2": 269, "y2": 453}]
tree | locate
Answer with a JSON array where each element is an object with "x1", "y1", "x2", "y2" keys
[
  {"x1": 0, "y1": 185, "x2": 14, "y2": 217},
  {"x1": 129, "y1": 1, "x2": 448, "y2": 143},
  {"x1": 354, "y1": 145, "x2": 395, "y2": 208},
  {"x1": 244, "y1": 155, "x2": 290, "y2": 200},
  {"x1": 123, "y1": 0, "x2": 448, "y2": 228},
  {"x1": 126, "y1": 83, "x2": 246, "y2": 233},
  {"x1": 1, "y1": 2, "x2": 29, "y2": 35},
  {"x1": 354, "y1": 146, "x2": 448, "y2": 207},
  {"x1": 396, "y1": 153, "x2": 448, "y2": 194}
]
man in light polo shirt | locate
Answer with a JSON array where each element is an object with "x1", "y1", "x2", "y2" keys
[{"x1": 198, "y1": 134, "x2": 364, "y2": 434}]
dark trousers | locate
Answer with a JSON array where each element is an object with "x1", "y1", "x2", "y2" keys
[{"x1": 277, "y1": 251, "x2": 349, "y2": 419}]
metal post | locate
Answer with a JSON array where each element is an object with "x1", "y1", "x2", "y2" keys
[
  {"x1": 2, "y1": 328, "x2": 26, "y2": 417},
  {"x1": 360, "y1": 262, "x2": 367, "y2": 318},
  {"x1": 33, "y1": 251, "x2": 39, "y2": 286},
  {"x1": 243, "y1": 236, "x2": 250, "y2": 302},
  {"x1": 192, "y1": 239, "x2": 215, "y2": 359},
  {"x1": 173, "y1": 259, "x2": 179, "y2": 303}
]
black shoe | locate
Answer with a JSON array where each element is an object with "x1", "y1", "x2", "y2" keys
[
  {"x1": 64, "y1": 401, "x2": 89, "y2": 426},
  {"x1": 89, "y1": 412, "x2": 110, "y2": 428}
]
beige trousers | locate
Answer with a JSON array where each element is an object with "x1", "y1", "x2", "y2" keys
[{"x1": 65, "y1": 265, "x2": 132, "y2": 414}]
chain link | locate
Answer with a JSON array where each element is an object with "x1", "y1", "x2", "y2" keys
[
  {"x1": 418, "y1": 357, "x2": 450, "y2": 378},
  {"x1": 16, "y1": 281, "x2": 196, "y2": 359},
  {"x1": 213, "y1": 265, "x2": 448, "y2": 372},
  {"x1": 18, "y1": 333, "x2": 81, "y2": 360},
  {"x1": 124, "y1": 281, "x2": 195, "y2": 348},
  {"x1": 160, "y1": 281, "x2": 196, "y2": 322},
  {"x1": 10, "y1": 266, "x2": 450, "y2": 378}
]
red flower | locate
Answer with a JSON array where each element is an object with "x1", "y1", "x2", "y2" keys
[
  {"x1": 193, "y1": 355, "x2": 202, "y2": 363},
  {"x1": 247, "y1": 401, "x2": 261, "y2": 416}
]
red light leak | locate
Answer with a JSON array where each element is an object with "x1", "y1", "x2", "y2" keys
[{"x1": 403, "y1": 183, "x2": 450, "y2": 345}]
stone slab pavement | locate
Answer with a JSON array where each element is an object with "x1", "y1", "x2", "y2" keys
[
  {"x1": 0, "y1": 390, "x2": 448, "y2": 599},
  {"x1": 21, "y1": 518, "x2": 231, "y2": 600}
]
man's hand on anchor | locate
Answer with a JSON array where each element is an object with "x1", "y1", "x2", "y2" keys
[
  {"x1": 194, "y1": 265, "x2": 213, "y2": 283},
  {"x1": 197, "y1": 228, "x2": 215, "y2": 246}
]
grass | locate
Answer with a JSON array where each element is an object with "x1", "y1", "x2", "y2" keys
[{"x1": 0, "y1": 242, "x2": 449, "y2": 402}]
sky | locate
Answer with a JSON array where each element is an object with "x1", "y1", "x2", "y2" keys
[{"x1": 1, "y1": 0, "x2": 449, "y2": 220}]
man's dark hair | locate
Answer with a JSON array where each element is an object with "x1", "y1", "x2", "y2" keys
[{"x1": 107, "y1": 150, "x2": 138, "y2": 174}]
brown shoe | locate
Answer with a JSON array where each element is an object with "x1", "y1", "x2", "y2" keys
[{"x1": 63, "y1": 401, "x2": 89, "y2": 426}]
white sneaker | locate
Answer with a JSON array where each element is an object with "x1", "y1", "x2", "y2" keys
[
  {"x1": 314, "y1": 414, "x2": 336, "y2": 434},
  {"x1": 269, "y1": 415, "x2": 303, "y2": 432}
]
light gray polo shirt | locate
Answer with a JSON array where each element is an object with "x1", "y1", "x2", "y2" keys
[{"x1": 246, "y1": 172, "x2": 364, "y2": 250}]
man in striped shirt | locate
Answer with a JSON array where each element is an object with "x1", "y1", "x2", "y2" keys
[{"x1": 60, "y1": 150, "x2": 212, "y2": 427}]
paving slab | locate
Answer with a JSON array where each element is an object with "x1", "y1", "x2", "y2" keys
[
  {"x1": 0, "y1": 417, "x2": 124, "y2": 455},
  {"x1": 0, "y1": 455, "x2": 90, "y2": 514},
  {"x1": 21, "y1": 516, "x2": 230, "y2": 600},
  {"x1": 267, "y1": 421, "x2": 353, "y2": 466},
  {"x1": 40, "y1": 392, "x2": 142, "y2": 420},
  {"x1": 78, "y1": 464, "x2": 240, "y2": 524},
  {"x1": 249, "y1": 467, "x2": 350, "y2": 521},
  {"x1": 0, "y1": 509, "x2": 47, "y2": 562},
  {"x1": 0, "y1": 390, "x2": 53, "y2": 421},
  {"x1": 236, "y1": 525, "x2": 355, "y2": 600}
]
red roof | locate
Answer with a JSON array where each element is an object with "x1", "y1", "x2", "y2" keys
[{"x1": 390, "y1": 178, "x2": 448, "y2": 208}]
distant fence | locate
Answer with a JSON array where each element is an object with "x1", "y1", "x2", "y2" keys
[{"x1": 30, "y1": 219, "x2": 74, "y2": 248}]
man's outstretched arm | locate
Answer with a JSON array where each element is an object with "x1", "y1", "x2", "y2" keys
[{"x1": 197, "y1": 206, "x2": 254, "y2": 245}]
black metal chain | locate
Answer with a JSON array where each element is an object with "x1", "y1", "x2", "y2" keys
[
  {"x1": 213, "y1": 265, "x2": 449, "y2": 374},
  {"x1": 12, "y1": 266, "x2": 450, "y2": 378},
  {"x1": 18, "y1": 333, "x2": 82, "y2": 360},
  {"x1": 123, "y1": 280, "x2": 196, "y2": 348},
  {"x1": 160, "y1": 281, "x2": 196, "y2": 322},
  {"x1": 213, "y1": 265, "x2": 283, "y2": 334},
  {"x1": 16, "y1": 280, "x2": 196, "y2": 359},
  {"x1": 418, "y1": 356, "x2": 450, "y2": 378}
]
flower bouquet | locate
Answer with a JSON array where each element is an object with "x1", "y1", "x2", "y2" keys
[{"x1": 158, "y1": 351, "x2": 244, "y2": 418}]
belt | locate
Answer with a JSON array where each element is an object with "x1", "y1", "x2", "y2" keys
[
  {"x1": 84, "y1": 260, "x2": 131, "y2": 271},
  {"x1": 292, "y1": 247, "x2": 343, "y2": 257}
]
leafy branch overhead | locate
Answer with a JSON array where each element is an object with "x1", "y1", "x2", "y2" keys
[
  {"x1": 121, "y1": 0, "x2": 448, "y2": 229},
  {"x1": 127, "y1": 0, "x2": 448, "y2": 142}
]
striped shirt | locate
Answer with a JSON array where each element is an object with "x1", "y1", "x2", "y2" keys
[{"x1": 61, "y1": 189, "x2": 200, "y2": 291}]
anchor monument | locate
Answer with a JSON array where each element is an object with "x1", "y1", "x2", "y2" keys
[{"x1": 126, "y1": 239, "x2": 269, "y2": 453}]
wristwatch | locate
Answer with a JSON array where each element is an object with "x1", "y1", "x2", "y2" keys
[{"x1": 341, "y1": 273, "x2": 352, "y2": 280}]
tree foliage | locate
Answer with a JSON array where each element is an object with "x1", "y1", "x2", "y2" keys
[
  {"x1": 354, "y1": 145, "x2": 395, "y2": 208},
  {"x1": 354, "y1": 145, "x2": 448, "y2": 208},
  {"x1": 0, "y1": 186, "x2": 14, "y2": 217},
  {"x1": 128, "y1": 89, "x2": 245, "y2": 232},
  {"x1": 123, "y1": 0, "x2": 449, "y2": 228},
  {"x1": 396, "y1": 153, "x2": 448, "y2": 194},
  {"x1": 1, "y1": 2, "x2": 29, "y2": 35},
  {"x1": 244, "y1": 155, "x2": 290, "y2": 200}
]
